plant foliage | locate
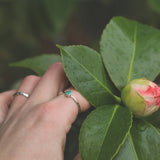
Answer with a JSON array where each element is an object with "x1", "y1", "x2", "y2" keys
[{"x1": 11, "y1": 16, "x2": 160, "y2": 160}]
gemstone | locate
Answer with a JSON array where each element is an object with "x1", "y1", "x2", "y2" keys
[{"x1": 65, "y1": 90, "x2": 71, "y2": 96}]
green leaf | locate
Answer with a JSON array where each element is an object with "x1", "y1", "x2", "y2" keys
[
  {"x1": 114, "y1": 119, "x2": 160, "y2": 160},
  {"x1": 10, "y1": 54, "x2": 61, "y2": 76},
  {"x1": 113, "y1": 135, "x2": 137, "y2": 160},
  {"x1": 58, "y1": 45, "x2": 120, "y2": 107},
  {"x1": 79, "y1": 105, "x2": 132, "y2": 160},
  {"x1": 100, "y1": 16, "x2": 160, "y2": 90},
  {"x1": 144, "y1": 108, "x2": 160, "y2": 128},
  {"x1": 148, "y1": 0, "x2": 160, "y2": 15}
]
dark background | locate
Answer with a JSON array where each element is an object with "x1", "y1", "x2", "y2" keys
[{"x1": 0, "y1": 0, "x2": 160, "y2": 91}]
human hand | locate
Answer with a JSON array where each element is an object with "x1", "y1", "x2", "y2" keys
[{"x1": 0, "y1": 63, "x2": 90, "y2": 160}]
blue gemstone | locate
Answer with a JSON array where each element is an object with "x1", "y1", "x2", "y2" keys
[{"x1": 65, "y1": 90, "x2": 71, "y2": 96}]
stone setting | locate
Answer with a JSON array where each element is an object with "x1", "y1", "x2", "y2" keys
[
  {"x1": 64, "y1": 90, "x2": 81, "y2": 113},
  {"x1": 65, "y1": 90, "x2": 71, "y2": 96}
]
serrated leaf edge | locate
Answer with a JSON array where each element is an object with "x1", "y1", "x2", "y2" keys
[
  {"x1": 58, "y1": 44, "x2": 119, "y2": 106},
  {"x1": 59, "y1": 46, "x2": 96, "y2": 106}
]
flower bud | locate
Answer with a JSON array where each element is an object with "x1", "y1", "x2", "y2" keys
[{"x1": 121, "y1": 78, "x2": 160, "y2": 117}]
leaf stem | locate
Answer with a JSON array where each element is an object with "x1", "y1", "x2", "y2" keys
[{"x1": 114, "y1": 95, "x2": 121, "y2": 104}]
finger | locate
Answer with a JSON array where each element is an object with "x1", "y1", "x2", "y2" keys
[
  {"x1": 0, "y1": 90, "x2": 15, "y2": 123},
  {"x1": 37, "y1": 87, "x2": 90, "y2": 134},
  {"x1": 26, "y1": 63, "x2": 69, "y2": 107},
  {"x1": 7, "y1": 75, "x2": 40, "y2": 117}
]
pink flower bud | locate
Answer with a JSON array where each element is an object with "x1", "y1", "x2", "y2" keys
[{"x1": 121, "y1": 78, "x2": 160, "y2": 117}]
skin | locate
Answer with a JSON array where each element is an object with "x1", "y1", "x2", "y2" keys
[{"x1": 0, "y1": 63, "x2": 90, "y2": 160}]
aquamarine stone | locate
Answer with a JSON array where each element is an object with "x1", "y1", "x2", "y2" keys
[{"x1": 65, "y1": 90, "x2": 71, "y2": 96}]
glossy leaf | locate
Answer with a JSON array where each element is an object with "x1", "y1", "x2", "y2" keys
[
  {"x1": 79, "y1": 105, "x2": 132, "y2": 160},
  {"x1": 10, "y1": 54, "x2": 61, "y2": 76},
  {"x1": 113, "y1": 135, "x2": 137, "y2": 160},
  {"x1": 144, "y1": 108, "x2": 160, "y2": 128},
  {"x1": 58, "y1": 45, "x2": 120, "y2": 107},
  {"x1": 100, "y1": 16, "x2": 160, "y2": 90},
  {"x1": 114, "y1": 119, "x2": 160, "y2": 160}
]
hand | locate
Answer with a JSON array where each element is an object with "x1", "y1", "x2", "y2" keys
[{"x1": 0, "y1": 63, "x2": 90, "y2": 160}]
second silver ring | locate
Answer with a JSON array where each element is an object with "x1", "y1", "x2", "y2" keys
[{"x1": 64, "y1": 90, "x2": 81, "y2": 113}]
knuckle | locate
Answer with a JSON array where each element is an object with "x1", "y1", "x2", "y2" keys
[
  {"x1": 32, "y1": 102, "x2": 65, "y2": 125},
  {"x1": 32, "y1": 105, "x2": 45, "y2": 118},
  {"x1": 22, "y1": 75, "x2": 40, "y2": 83},
  {"x1": 30, "y1": 102, "x2": 73, "y2": 132},
  {"x1": 32, "y1": 102, "x2": 54, "y2": 121},
  {"x1": 29, "y1": 103, "x2": 63, "y2": 130}
]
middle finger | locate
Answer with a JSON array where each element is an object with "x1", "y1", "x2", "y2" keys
[{"x1": 26, "y1": 63, "x2": 69, "y2": 107}]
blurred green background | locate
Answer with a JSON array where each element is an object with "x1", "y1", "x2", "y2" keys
[{"x1": 0, "y1": 0, "x2": 160, "y2": 91}]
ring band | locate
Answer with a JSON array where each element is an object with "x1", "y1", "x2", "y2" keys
[
  {"x1": 13, "y1": 92, "x2": 30, "y2": 98},
  {"x1": 64, "y1": 90, "x2": 81, "y2": 113}
]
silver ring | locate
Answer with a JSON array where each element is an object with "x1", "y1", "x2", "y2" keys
[
  {"x1": 64, "y1": 90, "x2": 81, "y2": 113},
  {"x1": 13, "y1": 92, "x2": 30, "y2": 98}
]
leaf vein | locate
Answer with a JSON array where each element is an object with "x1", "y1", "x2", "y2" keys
[
  {"x1": 61, "y1": 47, "x2": 115, "y2": 98},
  {"x1": 142, "y1": 119, "x2": 160, "y2": 136},
  {"x1": 127, "y1": 23, "x2": 138, "y2": 83},
  {"x1": 96, "y1": 105, "x2": 119, "y2": 160},
  {"x1": 129, "y1": 133, "x2": 139, "y2": 160},
  {"x1": 111, "y1": 112, "x2": 133, "y2": 159}
]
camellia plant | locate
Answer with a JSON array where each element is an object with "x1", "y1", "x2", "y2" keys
[{"x1": 11, "y1": 17, "x2": 160, "y2": 160}]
